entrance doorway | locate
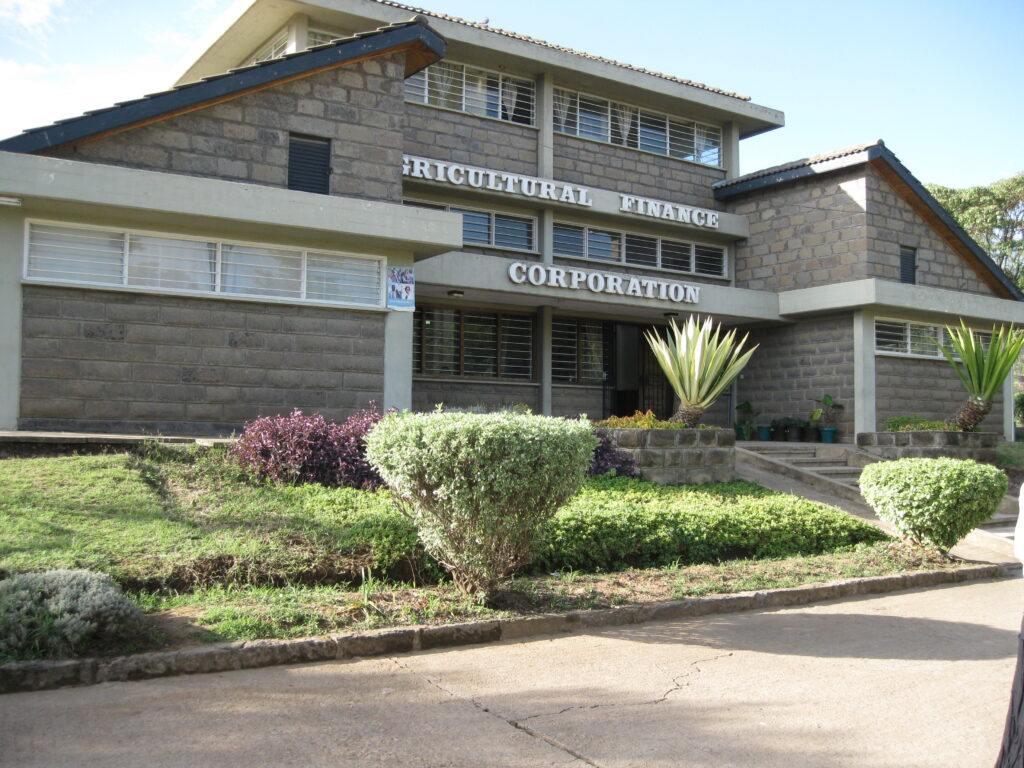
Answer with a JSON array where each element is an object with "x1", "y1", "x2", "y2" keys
[{"x1": 608, "y1": 323, "x2": 675, "y2": 420}]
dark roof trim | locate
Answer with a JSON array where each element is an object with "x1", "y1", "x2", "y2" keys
[
  {"x1": 0, "y1": 20, "x2": 445, "y2": 155},
  {"x1": 714, "y1": 142, "x2": 1023, "y2": 301}
]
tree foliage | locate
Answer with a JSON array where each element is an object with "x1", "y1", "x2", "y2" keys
[{"x1": 927, "y1": 173, "x2": 1024, "y2": 287}]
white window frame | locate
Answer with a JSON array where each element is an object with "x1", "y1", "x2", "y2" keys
[
  {"x1": 247, "y1": 28, "x2": 289, "y2": 65},
  {"x1": 23, "y1": 219, "x2": 387, "y2": 311},
  {"x1": 874, "y1": 317, "x2": 990, "y2": 361},
  {"x1": 404, "y1": 60, "x2": 537, "y2": 128},
  {"x1": 404, "y1": 199, "x2": 539, "y2": 255},
  {"x1": 552, "y1": 220, "x2": 729, "y2": 280},
  {"x1": 553, "y1": 86, "x2": 723, "y2": 168}
]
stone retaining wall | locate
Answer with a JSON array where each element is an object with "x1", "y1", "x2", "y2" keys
[
  {"x1": 598, "y1": 427, "x2": 735, "y2": 484},
  {"x1": 856, "y1": 431, "x2": 999, "y2": 462}
]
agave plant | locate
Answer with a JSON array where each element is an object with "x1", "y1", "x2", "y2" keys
[
  {"x1": 936, "y1": 320, "x2": 1024, "y2": 432},
  {"x1": 644, "y1": 316, "x2": 758, "y2": 427}
]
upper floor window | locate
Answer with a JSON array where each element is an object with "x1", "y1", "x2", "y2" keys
[
  {"x1": 307, "y1": 28, "x2": 340, "y2": 47},
  {"x1": 553, "y1": 87, "x2": 722, "y2": 167},
  {"x1": 875, "y1": 318, "x2": 990, "y2": 359},
  {"x1": 405, "y1": 200, "x2": 536, "y2": 253},
  {"x1": 405, "y1": 61, "x2": 536, "y2": 126},
  {"x1": 553, "y1": 222, "x2": 727, "y2": 278},
  {"x1": 249, "y1": 30, "x2": 288, "y2": 65},
  {"x1": 288, "y1": 134, "x2": 331, "y2": 195},
  {"x1": 26, "y1": 222, "x2": 384, "y2": 309},
  {"x1": 900, "y1": 246, "x2": 916, "y2": 285}
]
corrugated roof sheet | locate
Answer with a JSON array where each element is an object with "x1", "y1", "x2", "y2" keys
[
  {"x1": 370, "y1": 0, "x2": 751, "y2": 101},
  {"x1": 713, "y1": 140, "x2": 885, "y2": 190}
]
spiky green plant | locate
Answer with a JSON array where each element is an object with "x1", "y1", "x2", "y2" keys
[
  {"x1": 644, "y1": 316, "x2": 758, "y2": 427},
  {"x1": 936, "y1": 320, "x2": 1024, "y2": 432}
]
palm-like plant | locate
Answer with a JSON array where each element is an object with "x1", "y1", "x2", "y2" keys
[
  {"x1": 644, "y1": 316, "x2": 758, "y2": 427},
  {"x1": 937, "y1": 320, "x2": 1024, "y2": 432}
]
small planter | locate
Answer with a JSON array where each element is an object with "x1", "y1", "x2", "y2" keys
[
  {"x1": 771, "y1": 426, "x2": 786, "y2": 442},
  {"x1": 820, "y1": 427, "x2": 838, "y2": 443},
  {"x1": 734, "y1": 424, "x2": 752, "y2": 441},
  {"x1": 756, "y1": 425, "x2": 772, "y2": 441},
  {"x1": 804, "y1": 426, "x2": 821, "y2": 443},
  {"x1": 785, "y1": 425, "x2": 803, "y2": 442}
]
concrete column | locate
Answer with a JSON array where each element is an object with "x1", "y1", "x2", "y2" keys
[
  {"x1": 384, "y1": 254, "x2": 414, "y2": 412},
  {"x1": 853, "y1": 310, "x2": 876, "y2": 435},
  {"x1": 536, "y1": 72, "x2": 554, "y2": 178},
  {"x1": 1003, "y1": 368, "x2": 1014, "y2": 442},
  {"x1": 540, "y1": 209, "x2": 554, "y2": 265},
  {"x1": 539, "y1": 306, "x2": 553, "y2": 415},
  {"x1": 722, "y1": 122, "x2": 741, "y2": 180},
  {"x1": 0, "y1": 205, "x2": 23, "y2": 429},
  {"x1": 286, "y1": 14, "x2": 309, "y2": 54}
]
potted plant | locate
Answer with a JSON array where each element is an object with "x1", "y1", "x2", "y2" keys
[
  {"x1": 756, "y1": 422, "x2": 773, "y2": 441},
  {"x1": 806, "y1": 408, "x2": 822, "y2": 443},
  {"x1": 815, "y1": 394, "x2": 844, "y2": 443},
  {"x1": 783, "y1": 417, "x2": 803, "y2": 442},
  {"x1": 770, "y1": 418, "x2": 786, "y2": 442},
  {"x1": 734, "y1": 401, "x2": 759, "y2": 441}
]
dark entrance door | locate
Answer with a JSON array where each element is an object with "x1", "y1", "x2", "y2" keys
[{"x1": 608, "y1": 323, "x2": 674, "y2": 419}]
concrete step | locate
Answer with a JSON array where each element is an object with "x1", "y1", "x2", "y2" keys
[
  {"x1": 811, "y1": 466, "x2": 864, "y2": 477},
  {"x1": 788, "y1": 457, "x2": 854, "y2": 467}
]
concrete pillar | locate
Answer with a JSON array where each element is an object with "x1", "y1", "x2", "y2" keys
[
  {"x1": 853, "y1": 310, "x2": 876, "y2": 435},
  {"x1": 539, "y1": 306, "x2": 552, "y2": 415},
  {"x1": 0, "y1": 205, "x2": 22, "y2": 429},
  {"x1": 384, "y1": 254, "x2": 414, "y2": 412},
  {"x1": 722, "y1": 121, "x2": 741, "y2": 180},
  {"x1": 1003, "y1": 368, "x2": 1015, "y2": 442},
  {"x1": 286, "y1": 14, "x2": 309, "y2": 54},
  {"x1": 536, "y1": 72, "x2": 554, "y2": 178}
]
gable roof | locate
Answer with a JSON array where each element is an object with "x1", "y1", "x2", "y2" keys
[
  {"x1": 0, "y1": 19, "x2": 444, "y2": 155},
  {"x1": 713, "y1": 141, "x2": 1024, "y2": 301}
]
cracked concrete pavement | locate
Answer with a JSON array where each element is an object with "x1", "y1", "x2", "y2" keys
[{"x1": 2, "y1": 577, "x2": 1021, "y2": 768}]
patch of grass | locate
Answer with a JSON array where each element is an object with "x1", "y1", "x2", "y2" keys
[
  {"x1": 996, "y1": 442, "x2": 1024, "y2": 469},
  {"x1": 126, "y1": 541, "x2": 961, "y2": 646}
]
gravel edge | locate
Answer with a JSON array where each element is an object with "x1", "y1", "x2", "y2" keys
[{"x1": 1, "y1": 563, "x2": 1011, "y2": 694}]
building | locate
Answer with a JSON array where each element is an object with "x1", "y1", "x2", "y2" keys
[{"x1": 0, "y1": 0, "x2": 1020, "y2": 439}]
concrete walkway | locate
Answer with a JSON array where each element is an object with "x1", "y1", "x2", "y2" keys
[{"x1": 2, "y1": 577, "x2": 1021, "y2": 768}]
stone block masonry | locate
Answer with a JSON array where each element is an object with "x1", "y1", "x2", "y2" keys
[
  {"x1": 20, "y1": 285, "x2": 385, "y2": 436},
  {"x1": 857, "y1": 430, "x2": 999, "y2": 462},
  {"x1": 598, "y1": 427, "x2": 736, "y2": 484},
  {"x1": 51, "y1": 54, "x2": 409, "y2": 203}
]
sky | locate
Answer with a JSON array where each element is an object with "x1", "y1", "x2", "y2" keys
[{"x1": 1, "y1": 0, "x2": 1022, "y2": 189}]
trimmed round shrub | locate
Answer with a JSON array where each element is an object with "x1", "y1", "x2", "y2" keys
[
  {"x1": 231, "y1": 405, "x2": 387, "y2": 489},
  {"x1": 0, "y1": 570, "x2": 145, "y2": 660},
  {"x1": 365, "y1": 411, "x2": 597, "y2": 598},
  {"x1": 859, "y1": 458, "x2": 1007, "y2": 550}
]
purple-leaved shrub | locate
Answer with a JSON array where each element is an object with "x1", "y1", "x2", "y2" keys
[
  {"x1": 589, "y1": 432, "x2": 640, "y2": 478},
  {"x1": 231, "y1": 405, "x2": 388, "y2": 489}
]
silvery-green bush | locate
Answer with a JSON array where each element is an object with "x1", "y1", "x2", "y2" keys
[
  {"x1": 859, "y1": 458, "x2": 1007, "y2": 551},
  {"x1": 365, "y1": 411, "x2": 597, "y2": 598},
  {"x1": 0, "y1": 569, "x2": 145, "y2": 660}
]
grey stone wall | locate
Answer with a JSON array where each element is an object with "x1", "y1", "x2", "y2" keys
[
  {"x1": 598, "y1": 427, "x2": 735, "y2": 484},
  {"x1": 726, "y1": 168, "x2": 869, "y2": 292},
  {"x1": 552, "y1": 385, "x2": 604, "y2": 418},
  {"x1": 553, "y1": 135, "x2": 723, "y2": 210},
  {"x1": 404, "y1": 103, "x2": 538, "y2": 177},
  {"x1": 737, "y1": 314, "x2": 856, "y2": 439},
  {"x1": 50, "y1": 54, "x2": 408, "y2": 203},
  {"x1": 857, "y1": 430, "x2": 999, "y2": 462},
  {"x1": 865, "y1": 167, "x2": 996, "y2": 296},
  {"x1": 411, "y1": 379, "x2": 540, "y2": 412},
  {"x1": 875, "y1": 354, "x2": 1003, "y2": 431},
  {"x1": 19, "y1": 285, "x2": 384, "y2": 435}
]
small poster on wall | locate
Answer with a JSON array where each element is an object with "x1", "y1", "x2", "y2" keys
[{"x1": 387, "y1": 267, "x2": 415, "y2": 311}]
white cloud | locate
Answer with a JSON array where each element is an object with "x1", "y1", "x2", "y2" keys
[{"x1": 0, "y1": 0, "x2": 65, "y2": 30}]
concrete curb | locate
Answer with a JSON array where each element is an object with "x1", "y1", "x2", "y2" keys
[{"x1": 0, "y1": 563, "x2": 1011, "y2": 695}]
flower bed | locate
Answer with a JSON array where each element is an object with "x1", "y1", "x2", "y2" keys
[{"x1": 596, "y1": 427, "x2": 735, "y2": 484}]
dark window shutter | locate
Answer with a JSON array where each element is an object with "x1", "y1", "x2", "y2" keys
[
  {"x1": 899, "y1": 246, "x2": 916, "y2": 284},
  {"x1": 288, "y1": 134, "x2": 331, "y2": 194}
]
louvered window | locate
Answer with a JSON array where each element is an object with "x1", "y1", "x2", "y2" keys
[
  {"x1": 414, "y1": 308, "x2": 534, "y2": 380},
  {"x1": 26, "y1": 222, "x2": 383, "y2": 308},
  {"x1": 553, "y1": 87, "x2": 722, "y2": 167},
  {"x1": 553, "y1": 223, "x2": 726, "y2": 277},
  {"x1": 288, "y1": 134, "x2": 331, "y2": 195},
  {"x1": 406, "y1": 201, "x2": 535, "y2": 252},
  {"x1": 405, "y1": 61, "x2": 535, "y2": 125},
  {"x1": 552, "y1": 318, "x2": 607, "y2": 384},
  {"x1": 900, "y1": 246, "x2": 916, "y2": 285},
  {"x1": 875, "y1": 318, "x2": 989, "y2": 359}
]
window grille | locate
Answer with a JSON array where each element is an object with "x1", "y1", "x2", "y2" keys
[
  {"x1": 414, "y1": 308, "x2": 534, "y2": 380},
  {"x1": 552, "y1": 223, "x2": 726, "y2": 277},
  {"x1": 553, "y1": 87, "x2": 722, "y2": 167},
  {"x1": 405, "y1": 61, "x2": 535, "y2": 125},
  {"x1": 249, "y1": 31, "x2": 288, "y2": 64},
  {"x1": 406, "y1": 201, "x2": 535, "y2": 252},
  {"x1": 900, "y1": 246, "x2": 916, "y2": 285},
  {"x1": 552, "y1": 318, "x2": 606, "y2": 384},
  {"x1": 26, "y1": 223, "x2": 383, "y2": 308},
  {"x1": 874, "y1": 318, "x2": 990, "y2": 359},
  {"x1": 307, "y1": 29, "x2": 340, "y2": 47}
]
